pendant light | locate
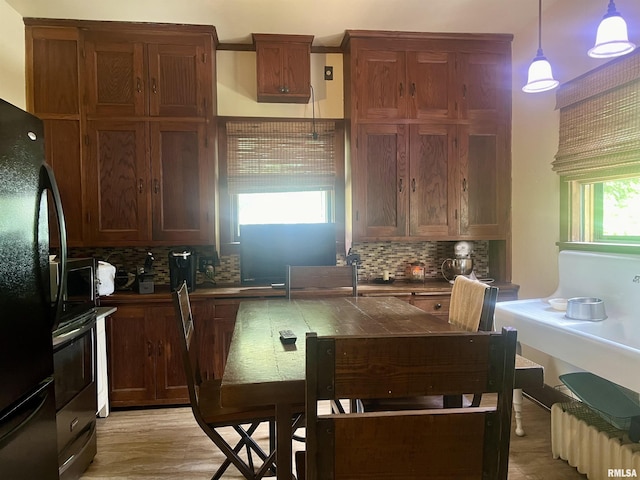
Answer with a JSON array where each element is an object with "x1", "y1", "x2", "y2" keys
[
  {"x1": 523, "y1": 0, "x2": 559, "y2": 93},
  {"x1": 588, "y1": 1, "x2": 635, "y2": 58}
]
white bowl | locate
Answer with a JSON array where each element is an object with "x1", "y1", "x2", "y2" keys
[{"x1": 548, "y1": 298, "x2": 568, "y2": 311}]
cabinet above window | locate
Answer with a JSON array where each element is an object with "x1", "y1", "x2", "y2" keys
[{"x1": 253, "y1": 33, "x2": 314, "y2": 104}]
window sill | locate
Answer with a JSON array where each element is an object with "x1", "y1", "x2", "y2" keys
[{"x1": 557, "y1": 242, "x2": 640, "y2": 255}]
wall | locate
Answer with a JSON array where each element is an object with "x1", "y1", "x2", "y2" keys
[
  {"x1": 510, "y1": 0, "x2": 640, "y2": 299},
  {"x1": 0, "y1": 0, "x2": 25, "y2": 107},
  {"x1": 510, "y1": 0, "x2": 640, "y2": 385}
]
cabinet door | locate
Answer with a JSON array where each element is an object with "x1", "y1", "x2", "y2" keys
[
  {"x1": 153, "y1": 305, "x2": 188, "y2": 402},
  {"x1": 406, "y1": 50, "x2": 456, "y2": 120},
  {"x1": 354, "y1": 124, "x2": 408, "y2": 239},
  {"x1": 458, "y1": 51, "x2": 510, "y2": 123},
  {"x1": 84, "y1": 37, "x2": 145, "y2": 117},
  {"x1": 458, "y1": 123, "x2": 509, "y2": 237},
  {"x1": 150, "y1": 122, "x2": 213, "y2": 244},
  {"x1": 255, "y1": 36, "x2": 312, "y2": 103},
  {"x1": 409, "y1": 124, "x2": 457, "y2": 237},
  {"x1": 44, "y1": 120, "x2": 84, "y2": 246},
  {"x1": 355, "y1": 49, "x2": 407, "y2": 120},
  {"x1": 27, "y1": 27, "x2": 80, "y2": 115},
  {"x1": 147, "y1": 42, "x2": 210, "y2": 117},
  {"x1": 85, "y1": 121, "x2": 151, "y2": 244},
  {"x1": 107, "y1": 306, "x2": 155, "y2": 405}
]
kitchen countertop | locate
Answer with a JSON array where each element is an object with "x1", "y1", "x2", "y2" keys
[{"x1": 100, "y1": 280, "x2": 519, "y2": 304}]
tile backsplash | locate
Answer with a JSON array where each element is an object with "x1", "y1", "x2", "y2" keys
[{"x1": 68, "y1": 240, "x2": 490, "y2": 286}]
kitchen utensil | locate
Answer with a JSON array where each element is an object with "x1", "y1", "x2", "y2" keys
[{"x1": 566, "y1": 297, "x2": 607, "y2": 321}]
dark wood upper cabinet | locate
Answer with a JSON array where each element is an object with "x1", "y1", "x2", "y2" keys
[
  {"x1": 84, "y1": 33, "x2": 212, "y2": 118},
  {"x1": 344, "y1": 30, "x2": 512, "y2": 246},
  {"x1": 27, "y1": 26, "x2": 80, "y2": 116},
  {"x1": 253, "y1": 33, "x2": 313, "y2": 103},
  {"x1": 85, "y1": 120, "x2": 150, "y2": 245},
  {"x1": 25, "y1": 20, "x2": 217, "y2": 247}
]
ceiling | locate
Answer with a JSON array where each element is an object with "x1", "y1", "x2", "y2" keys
[{"x1": 6, "y1": 0, "x2": 560, "y2": 46}]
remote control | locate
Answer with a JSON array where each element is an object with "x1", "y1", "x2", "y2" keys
[{"x1": 279, "y1": 329, "x2": 297, "y2": 345}]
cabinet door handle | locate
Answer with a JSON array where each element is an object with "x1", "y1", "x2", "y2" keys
[
  {"x1": 154, "y1": 179, "x2": 159, "y2": 194},
  {"x1": 410, "y1": 82, "x2": 416, "y2": 97},
  {"x1": 411, "y1": 178, "x2": 416, "y2": 192},
  {"x1": 434, "y1": 303, "x2": 442, "y2": 310},
  {"x1": 138, "y1": 178, "x2": 143, "y2": 193},
  {"x1": 399, "y1": 82, "x2": 404, "y2": 98},
  {"x1": 152, "y1": 78, "x2": 157, "y2": 94},
  {"x1": 157, "y1": 341, "x2": 163, "y2": 357},
  {"x1": 462, "y1": 178, "x2": 467, "y2": 192},
  {"x1": 462, "y1": 84, "x2": 467, "y2": 99},
  {"x1": 399, "y1": 178, "x2": 403, "y2": 192},
  {"x1": 136, "y1": 77, "x2": 142, "y2": 93},
  {"x1": 147, "y1": 341, "x2": 153, "y2": 357}
]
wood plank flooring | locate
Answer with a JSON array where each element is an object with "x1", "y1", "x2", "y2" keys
[{"x1": 81, "y1": 397, "x2": 587, "y2": 479}]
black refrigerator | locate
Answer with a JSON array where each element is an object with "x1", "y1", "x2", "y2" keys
[{"x1": 0, "y1": 99, "x2": 67, "y2": 479}]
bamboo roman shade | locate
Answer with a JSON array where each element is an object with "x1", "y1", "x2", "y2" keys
[
  {"x1": 225, "y1": 120, "x2": 337, "y2": 194},
  {"x1": 553, "y1": 49, "x2": 640, "y2": 180}
]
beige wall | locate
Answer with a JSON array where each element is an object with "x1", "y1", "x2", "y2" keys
[
  {"x1": 217, "y1": 51, "x2": 344, "y2": 118},
  {"x1": 510, "y1": 0, "x2": 640, "y2": 299},
  {"x1": 0, "y1": 0, "x2": 25, "y2": 107}
]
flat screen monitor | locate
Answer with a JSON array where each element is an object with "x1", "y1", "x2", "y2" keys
[{"x1": 240, "y1": 223, "x2": 337, "y2": 285}]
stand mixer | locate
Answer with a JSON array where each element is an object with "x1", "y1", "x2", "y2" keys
[{"x1": 441, "y1": 241, "x2": 478, "y2": 284}]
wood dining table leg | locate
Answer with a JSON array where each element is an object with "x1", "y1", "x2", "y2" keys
[{"x1": 276, "y1": 402, "x2": 294, "y2": 480}]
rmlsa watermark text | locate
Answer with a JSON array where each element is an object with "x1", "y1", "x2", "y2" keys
[{"x1": 608, "y1": 469, "x2": 638, "y2": 478}]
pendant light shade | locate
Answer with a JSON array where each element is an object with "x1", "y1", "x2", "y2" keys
[
  {"x1": 588, "y1": 1, "x2": 635, "y2": 58},
  {"x1": 523, "y1": 0, "x2": 559, "y2": 93}
]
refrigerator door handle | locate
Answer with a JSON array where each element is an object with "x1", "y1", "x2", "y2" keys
[
  {"x1": 41, "y1": 163, "x2": 67, "y2": 330},
  {"x1": 0, "y1": 378, "x2": 53, "y2": 447}
]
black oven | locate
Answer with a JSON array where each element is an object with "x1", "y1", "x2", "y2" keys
[{"x1": 52, "y1": 258, "x2": 98, "y2": 480}]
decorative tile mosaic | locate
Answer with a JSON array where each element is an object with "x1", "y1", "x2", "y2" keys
[{"x1": 68, "y1": 240, "x2": 490, "y2": 286}]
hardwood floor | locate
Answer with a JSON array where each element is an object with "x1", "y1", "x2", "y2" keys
[{"x1": 81, "y1": 396, "x2": 587, "y2": 479}]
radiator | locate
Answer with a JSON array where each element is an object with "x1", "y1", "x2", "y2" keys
[{"x1": 551, "y1": 402, "x2": 640, "y2": 479}]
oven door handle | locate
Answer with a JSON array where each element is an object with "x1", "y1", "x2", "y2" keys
[{"x1": 53, "y1": 317, "x2": 95, "y2": 349}]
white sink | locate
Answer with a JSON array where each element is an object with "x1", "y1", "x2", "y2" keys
[{"x1": 495, "y1": 251, "x2": 640, "y2": 394}]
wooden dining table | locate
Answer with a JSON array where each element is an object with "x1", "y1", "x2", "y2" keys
[{"x1": 220, "y1": 296, "x2": 543, "y2": 480}]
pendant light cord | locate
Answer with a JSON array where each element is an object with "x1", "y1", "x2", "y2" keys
[{"x1": 537, "y1": 0, "x2": 543, "y2": 55}]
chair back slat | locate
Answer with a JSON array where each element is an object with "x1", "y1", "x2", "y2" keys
[{"x1": 286, "y1": 265, "x2": 357, "y2": 298}]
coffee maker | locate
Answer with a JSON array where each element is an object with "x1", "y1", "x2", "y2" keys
[
  {"x1": 169, "y1": 248, "x2": 197, "y2": 292},
  {"x1": 441, "y1": 241, "x2": 478, "y2": 284}
]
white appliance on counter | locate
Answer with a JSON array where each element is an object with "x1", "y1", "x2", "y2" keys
[{"x1": 495, "y1": 250, "x2": 640, "y2": 393}]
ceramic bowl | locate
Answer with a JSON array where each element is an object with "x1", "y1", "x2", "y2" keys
[{"x1": 548, "y1": 298, "x2": 567, "y2": 311}]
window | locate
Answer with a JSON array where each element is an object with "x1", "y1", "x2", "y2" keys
[
  {"x1": 555, "y1": 50, "x2": 640, "y2": 251},
  {"x1": 218, "y1": 118, "x2": 345, "y2": 250},
  {"x1": 566, "y1": 176, "x2": 640, "y2": 244}
]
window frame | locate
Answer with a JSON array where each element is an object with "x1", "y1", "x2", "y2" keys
[
  {"x1": 559, "y1": 176, "x2": 640, "y2": 254},
  {"x1": 217, "y1": 117, "x2": 346, "y2": 256}
]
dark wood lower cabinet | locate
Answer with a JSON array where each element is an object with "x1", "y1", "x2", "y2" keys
[
  {"x1": 107, "y1": 303, "x2": 188, "y2": 407},
  {"x1": 106, "y1": 298, "x2": 240, "y2": 407}
]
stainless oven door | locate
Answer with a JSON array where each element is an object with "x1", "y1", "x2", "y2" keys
[{"x1": 53, "y1": 313, "x2": 97, "y2": 479}]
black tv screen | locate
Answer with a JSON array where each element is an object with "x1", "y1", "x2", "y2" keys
[{"x1": 240, "y1": 223, "x2": 337, "y2": 285}]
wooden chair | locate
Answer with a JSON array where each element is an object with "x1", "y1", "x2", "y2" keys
[
  {"x1": 362, "y1": 277, "x2": 499, "y2": 412},
  {"x1": 285, "y1": 265, "x2": 357, "y2": 299},
  {"x1": 172, "y1": 281, "x2": 278, "y2": 480},
  {"x1": 301, "y1": 327, "x2": 517, "y2": 480}
]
